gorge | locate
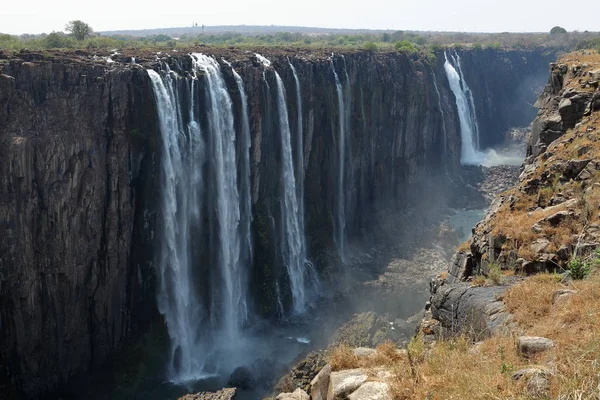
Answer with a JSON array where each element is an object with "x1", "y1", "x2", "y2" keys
[{"x1": 0, "y1": 47, "x2": 553, "y2": 399}]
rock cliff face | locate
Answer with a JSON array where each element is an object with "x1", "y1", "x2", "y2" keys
[
  {"x1": 0, "y1": 54, "x2": 160, "y2": 398},
  {"x1": 0, "y1": 47, "x2": 551, "y2": 398}
]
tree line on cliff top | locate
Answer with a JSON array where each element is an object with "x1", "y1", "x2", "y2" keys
[{"x1": 1, "y1": 21, "x2": 599, "y2": 54}]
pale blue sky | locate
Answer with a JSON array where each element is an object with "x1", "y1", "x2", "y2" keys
[{"x1": 2, "y1": 0, "x2": 598, "y2": 35}]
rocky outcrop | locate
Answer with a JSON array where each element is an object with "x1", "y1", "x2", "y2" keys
[
  {"x1": 178, "y1": 388, "x2": 237, "y2": 400},
  {"x1": 428, "y1": 283, "x2": 511, "y2": 338},
  {"x1": 0, "y1": 47, "x2": 552, "y2": 397},
  {"x1": 528, "y1": 62, "x2": 599, "y2": 158}
]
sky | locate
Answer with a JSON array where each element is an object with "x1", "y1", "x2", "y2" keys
[{"x1": 2, "y1": 0, "x2": 599, "y2": 35}]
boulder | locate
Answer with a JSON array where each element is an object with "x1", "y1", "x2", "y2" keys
[
  {"x1": 228, "y1": 366, "x2": 254, "y2": 389},
  {"x1": 327, "y1": 369, "x2": 369, "y2": 400},
  {"x1": 517, "y1": 336, "x2": 555, "y2": 357},
  {"x1": 352, "y1": 347, "x2": 377, "y2": 358},
  {"x1": 512, "y1": 366, "x2": 554, "y2": 381},
  {"x1": 276, "y1": 388, "x2": 310, "y2": 400},
  {"x1": 348, "y1": 381, "x2": 392, "y2": 400},
  {"x1": 310, "y1": 364, "x2": 331, "y2": 400},
  {"x1": 527, "y1": 374, "x2": 550, "y2": 397},
  {"x1": 563, "y1": 159, "x2": 591, "y2": 179},
  {"x1": 227, "y1": 358, "x2": 284, "y2": 390},
  {"x1": 552, "y1": 289, "x2": 577, "y2": 305},
  {"x1": 431, "y1": 283, "x2": 510, "y2": 338},
  {"x1": 542, "y1": 210, "x2": 575, "y2": 227},
  {"x1": 178, "y1": 388, "x2": 237, "y2": 400},
  {"x1": 530, "y1": 238, "x2": 551, "y2": 254}
]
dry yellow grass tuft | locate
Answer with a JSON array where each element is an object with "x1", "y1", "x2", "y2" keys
[{"x1": 329, "y1": 344, "x2": 360, "y2": 370}]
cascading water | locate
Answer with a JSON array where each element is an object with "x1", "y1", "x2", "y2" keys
[
  {"x1": 289, "y1": 61, "x2": 305, "y2": 241},
  {"x1": 331, "y1": 59, "x2": 347, "y2": 262},
  {"x1": 289, "y1": 61, "x2": 320, "y2": 310},
  {"x1": 432, "y1": 73, "x2": 448, "y2": 160},
  {"x1": 450, "y1": 51, "x2": 480, "y2": 149},
  {"x1": 148, "y1": 69, "x2": 207, "y2": 380},
  {"x1": 190, "y1": 53, "x2": 248, "y2": 341},
  {"x1": 444, "y1": 51, "x2": 484, "y2": 165},
  {"x1": 229, "y1": 62, "x2": 253, "y2": 279},
  {"x1": 273, "y1": 71, "x2": 312, "y2": 314},
  {"x1": 149, "y1": 54, "x2": 252, "y2": 382}
]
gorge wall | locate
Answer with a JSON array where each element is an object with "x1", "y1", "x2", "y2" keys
[{"x1": 0, "y1": 47, "x2": 552, "y2": 398}]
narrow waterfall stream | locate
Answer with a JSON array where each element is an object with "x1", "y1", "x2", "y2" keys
[
  {"x1": 274, "y1": 70, "x2": 317, "y2": 314},
  {"x1": 331, "y1": 59, "x2": 347, "y2": 262},
  {"x1": 444, "y1": 51, "x2": 482, "y2": 165},
  {"x1": 432, "y1": 72, "x2": 448, "y2": 160}
]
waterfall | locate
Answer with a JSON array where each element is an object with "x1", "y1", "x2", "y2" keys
[
  {"x1": 451, "y1": 51, "x2": 480, "y2": 149},
  {"x1": 148, "y1": 69, "x2": 207, "y2": 380},
  {"x1": 230, "y1": 62, "x2": 253, "y2": 281},
  {"x1": 331, "y1": 59, "x2": 347, "y2": 262},
  {"x1": 289, "y1": 61, "x2": 305, "y2": 238},
  {"x1": 289, "y1": 61, "x2": 320, "y2": 309},
  {"x1": 273, "y1": 71, "x2": 311, "y2": 314},
  {"x1": 444, "y1": 51, "x2": 484, "y2": 165},
  {"x1": 190, "y1": 53, "x2": 247, "y2": 340},
  {"x1": 149, "y1": 53, "x2": 252, "y2": 381},
  {"x1": 432, "y1": 73, "x2": 448, "y2": 160}
]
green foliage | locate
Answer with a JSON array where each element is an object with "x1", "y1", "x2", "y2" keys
[
  {"x1": 394, "y1": 40, "x2": 417, "y2": 54},
  {"x1": 568, "y1": 257, "x2": 590, "y2": 280},
  {"x1": 65, "y1": 20, "x2": 93, "y2": 41},
  {"x1": 550, "y1": 26, "x2": 568, "y2": 35},
  {"x1": 488, "y1": 262, "x2": 502, "y2": 285},
  {"x1": 497, "y1": 346, "x2": 514, "y2": 374},
  {"x1": 363, "y1": 41, "x2": 378, "y2": 52},
  {"x1": 45, "y1": 32, "x2": 74, "y2": 48},
  {"x1": 408, "y1": 333, "x2": 425, "y2": 363},
  {"x1": 1, "y1": 26, "x2": 599, "y2": 53}
]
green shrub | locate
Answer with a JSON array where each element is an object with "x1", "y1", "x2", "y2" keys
[
  {"x1": 488, "y1": 262, "x2": 502, "y2": 285},
  {"x1": 394, "y1": 40, "x2": 417, "y2": 54},
  {"x1": 363, "y1": 41, "x2": 378, "y2": 52},
  {"x1": 568, "y1": 258, "x2": 590, "y2": 280}
]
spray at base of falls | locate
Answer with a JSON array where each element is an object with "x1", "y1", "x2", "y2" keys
[{"x1": 444, "y1": 51, "x2": 523, "y2": 167}]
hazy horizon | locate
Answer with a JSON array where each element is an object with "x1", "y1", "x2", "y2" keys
[{"x1": 2, "y1": 0, "x2": 599, "y2": 36}]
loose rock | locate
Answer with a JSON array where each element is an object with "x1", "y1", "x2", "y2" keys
[
  {"x1": 327, "y1": 369, "x2": 369, "y2": 400},
  {"x1": 348, "y1": 381, "x2": 392, "y2": 400},
  {"x1": 517, "y1": 336, "x2": 555, "y2": 356},
  {"x1": 276, "y1": 388, "x2": 310, "y2": 400}
]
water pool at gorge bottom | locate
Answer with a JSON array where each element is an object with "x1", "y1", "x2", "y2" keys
[{"x1": 449, "y1": 209, "x2": 486, "y2": 242}]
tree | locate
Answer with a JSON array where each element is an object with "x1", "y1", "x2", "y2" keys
[
  {"x1": 45, "y1": 31, "x2": 72, "y2": 48},
  {"x1": 65, "y1": 20, "x2": 93, "y2": 41},
  {"x1": 550, "y1": 26, "x2": 567, "y2": 35}
]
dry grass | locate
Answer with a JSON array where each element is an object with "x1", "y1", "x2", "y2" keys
[{"x1": 327, "y1": 271, "x2": 600, "y2": 399}]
